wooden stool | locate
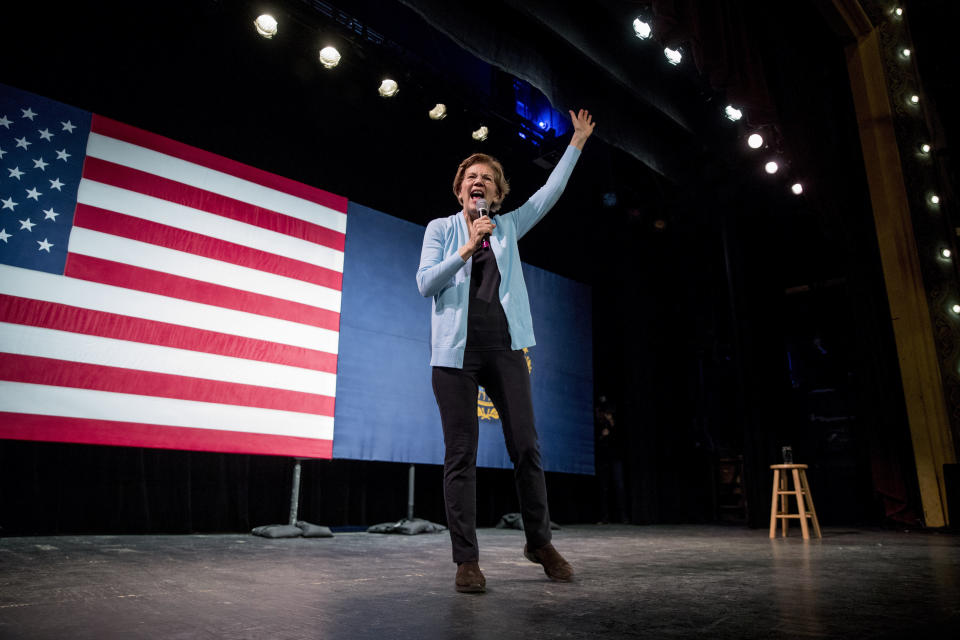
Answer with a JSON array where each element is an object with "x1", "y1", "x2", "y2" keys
[{"x1": 769, "y1": 464, "x2": 822, "y2": 539}]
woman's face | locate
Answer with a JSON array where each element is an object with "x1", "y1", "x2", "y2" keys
[{"x1": 459, "y1": 162, "x2": 497, "y2": 217}]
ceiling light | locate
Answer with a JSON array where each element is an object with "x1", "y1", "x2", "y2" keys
[
  {"x1": 724, "y1": 105, "x2": 743, "y2": 122},
  {"x1": 428, "y1": 104, "x2": 447, "y2": 120},
  {"x1": 791, "y1": 183, "x2": 803, "y2": 195},
  {"x1": 920, "y1": 143, "x2": 931, "y2": 154},
  {"x1": 747, "y1": 133, "x2": 763, "y2": 149},
  {"x1": 930, "y1": 194, "x2": 940, "y2": 205},
  {"x1": 633, "y1": 18, "x2": 652, "y2": 39},
  {"x1": 941, "y1": 248, "x2": 952, "y2": 259},
  {"x1": 472, "y1": 126, "x2": 489, "y2": 142},
  {"x1": 319, "y1": 46, "x2": 341, "y2": 69},
  {"x1": 765, "y1": 161, "x2": 779, "y2": 174},
  {"x1": 378, "y1": 79, "x2": 399, "y2": 98},
  {"x1": 254, "y1": 15, "x2": 278, "y2": 39},
  {"x1": 664, "y1": 47, "x2": 682, "y2": 66}
]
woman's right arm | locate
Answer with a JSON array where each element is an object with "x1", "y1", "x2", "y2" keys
[{"x1": 417, "y1": 219, "x2": 467, "y2": 297}]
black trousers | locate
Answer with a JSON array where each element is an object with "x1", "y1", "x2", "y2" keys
[{"x1": 432, "y1": 349, "x2": 552, "y2": 563}]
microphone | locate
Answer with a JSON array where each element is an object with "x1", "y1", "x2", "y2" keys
[{"x1": 476, "y1": 198, "x2": 490, "y2": 248}]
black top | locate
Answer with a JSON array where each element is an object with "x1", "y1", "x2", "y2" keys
[{"x1": 465, "y1": 243, "x2": 511, "y2": 351}]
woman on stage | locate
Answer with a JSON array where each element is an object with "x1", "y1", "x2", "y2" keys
[{"x1": 417, "y1": 108, "x2": 595, "y2": 593}]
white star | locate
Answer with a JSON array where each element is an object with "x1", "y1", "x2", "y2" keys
[
  {"x1": 43, "y1": 207, "x2": 59, "y2": 221},
  {"x1": 1, "y1": 197, "x2": 17, "y2": 211},
  {"x1": 0, "y1": 229, "x2": 10, "y2": 243},
  {"x1": 8, "y1": 166, "x2": 24, "y2": 180},
  {"x1": 25, "y1": 187, "x2": 41, "y2": 201},
  {"x1": 0, "y1": 147, "x2": 5, "y2": 159},
  {"x1": 55, "y1": 148, "x2": 71, "y2": 162},
  {"x1": 19, "y1": 218, "x2": 36, "y2": 231},
  {"x1": 48, "y1": 178, "x2": 65, "y2": 191},
  {"x1": 38, "y1": 128, "x2": 54, "y2": 142},
  {"x1": 0, "y1": 115, "x2": 11, "y2": 128},
  {"x1": 61, "y1": 120, "x2": 76, "y2": 133},
  {"x1": 21, "y1": 107, "x2": 37, "y2": 120},
  {"x1": 37, "y1": 238, "x2": 54, "y2": 252},
  {"x1": 15, "y1": 137, "x2": 31, "y2": 150},
  {"x1": 33, "y1": 157, "x2": 48, "y2": 171}
]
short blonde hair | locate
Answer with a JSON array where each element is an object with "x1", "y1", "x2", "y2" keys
[{"x1": 452, "y1": 153, "x2": 510, "y2": 212}]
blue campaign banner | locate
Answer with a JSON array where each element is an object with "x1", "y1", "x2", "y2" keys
[{"x1": 333, "y1": 202, "x2": 594, "y2": 474}]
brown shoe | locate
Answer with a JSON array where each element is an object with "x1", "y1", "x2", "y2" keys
[
  {"x1": 455, "y1": 561, "x2": 486, "y2": 593},
  {"x1": 524, "y1": 543, "x2": 574, "y2": 582}
]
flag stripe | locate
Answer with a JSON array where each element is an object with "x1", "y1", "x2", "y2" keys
[
  {"x1": 91, "y1": 115, "x2": 349, "y2": 215},
  {"x1": 73, "y1": 201, "x2": 344, "y2": 292},
  {"x1": 83, "y1": 156, "x2": 347, "y2": 252},
  {"x1": 86, "y1": 130, "x2": 348, "y2": 233},
  {"x1": 0, "y1": 412, "x2": 333, "y2": 458},
  {"x1": 65, "y1": 254, "x2": 341, "y2": 332},
  {"x1": 0, "y1": 382, "x2": 335, "y2": 439},
  {"x1": 0, "y1": 265, "x2": 340, "y2": 353},
  {"x1": 0, "y1": 322, "x2": 337, "y2": 396},
  {"x1": 0, "y1": 354, "x2": 336, "y2": 416},
  {"x1": 0, "y1": 295, "x2": 337, "y2": 373}
]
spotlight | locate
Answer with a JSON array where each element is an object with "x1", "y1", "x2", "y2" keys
[
  {"x1": 920, "y1": 143, "x2": 931, "y2": 154},
  {"x1": 319, "y1": 46, "x2": 341, "y2": 69},
  {"x1": 895, "y1": 7, "x2": 903, "y2": 16},
  {"x1": 378, "y1": 79, "x2": 399, "y2": 97},
  {"x1": 747, "y1": 133, "x2": 763, "y2": 149},
  {"x1": 472, "y1": 126, "x2": 489, "y2": 142},
  {"x1": 633, "y1": 18, "x2": 652, "y2": 39},
  {"x1": 724, "y1": 105, "x2": 743, "y2": 122},
  {"x1": 910, "y1": 94, "x2": 920, "y2": 104},
  {"x1": 538, "y1": 121, "x2": 547, "y2": 130},
  {"x1": 765, "y1": 161, "x2": 779, "y2": 174},
  {"x1": 664, "y1": 47, "x2": 682, "y2": 65},
  {"x1": 953, "y1": 304, "x2": 960, "y2": 314},
  {"x1": 791, "y1": 183, "x2": 803, "y2": 195},
  {"x1": 930, "y1": 194, "x2": 940, "y2": 205},
  {"x1": 901, "y1": 48, "x2": 911, "y2": 58},
  {"x1": 428, "y1": 104, "x2": 447, "y2": 120},
  {"x1": 254, "y1": 14, "x2": 278, "y2": 39},
  {"x1": 941, "y1": 248, "x2": 952, "y2": 259}
]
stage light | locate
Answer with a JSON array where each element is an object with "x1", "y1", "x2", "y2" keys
[
  {"x1": 747, "y1": 133, "x2": 763, "y2": 149},
  {"x1": 765, "y1": 161, "x2": 779, "y2": 174},
  {"x1": 254, "y1": 15, "x2": 278, "y2": 39},
  {"x1": 428, "y1": 104, "x2": 447, "y2": 120},
  {"x1": 930, "y1": 194, "x2": 940, "y2": 205},
  {"x1": 910, "y1": 94, "x2": 920, "y2": 104},
  {"x1": 920, "y1": 143, "x2": 931, "y2": 154},
  {"x1": 633, "y1": 18, "x2": 652, "y2": 39},
  {"x1": 664, "y1": 47, "x2": 682, "y2": 65},
  {"x1": 941, "y1": 248, "x2": 952, "y2": 259},
  {"x1": 472, "y1": 126, "x2": 489, "y2": 142},
  {"x1": 378, "y1": 79, "x2": 399, "y2": 97},
  {"x1": 724, "y1": 105, "x2": 743, "y2": 122},
  {"x1": 538, "y1": 121, "x2": 547, "y2": 129},
  {"x1": 953, "y1": 304, "x2": 960, "y2": 315},
  {"x1": 901, "y1": 48, "x2": 911, "y2": 58},
  {"x1": 791, "y1": 183, "x2": 803, "y2": 195},
  {"x1": 319, "y1": 46, "x2": 341, "y2": 69},
  {"x1": 895, "y1": 7, "x2": 903, "y2": 16}
]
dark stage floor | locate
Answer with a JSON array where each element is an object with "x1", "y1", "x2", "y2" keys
[{"x1": 1, "y1": 525, "x2": 958, "y2": 639}]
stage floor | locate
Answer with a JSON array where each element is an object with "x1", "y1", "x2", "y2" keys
[{"x1": 1, "y1": 524, "x2": 958, "y2": 639}]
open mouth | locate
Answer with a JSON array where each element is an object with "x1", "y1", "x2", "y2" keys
[{"x1": 470, "y1": 189, "x2": 484, "y2": 201}]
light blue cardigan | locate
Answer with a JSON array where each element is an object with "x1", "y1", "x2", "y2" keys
[{"x1": 416, "y1": 145, "x2": 581, "y2": 368}]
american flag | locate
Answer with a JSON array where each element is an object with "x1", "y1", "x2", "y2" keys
[{"x1": 0, "y1": 84, "x2": 346, "y2": 458}]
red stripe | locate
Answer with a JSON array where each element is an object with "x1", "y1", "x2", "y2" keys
[
  {"x1": 65, "y1": 254, "x2": 341, "y2": 333},
  {"x1": 0, "y1": 295, "x2": 338, "y2": 373},
  {"x1": 83, "y1": 157, "x2": 346, "y2": 252},
  {"x1": 0, "y1": 413, "x2": 333, "y2": 458},
  {"x1": 0, "y1": 354, "x2": 335, "y2": 416},
  {"x1": 91, "y1": 114, "x2": 348, "y2": 214},
  {"x1": 73, "y1": 204, "x2": 343, "y2": 291}
]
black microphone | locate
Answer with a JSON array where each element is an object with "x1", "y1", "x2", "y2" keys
[{"x1": 477, "y1": 198, "x2": 490, "y2": 248}]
